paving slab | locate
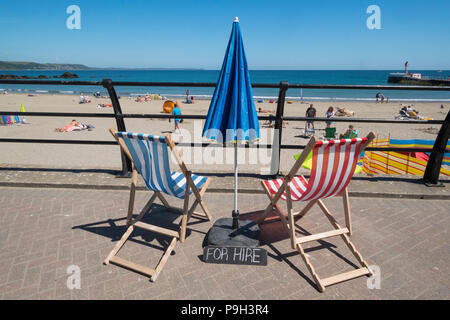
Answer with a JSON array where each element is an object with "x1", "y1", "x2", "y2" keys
[{"x1": 0, "y1": 186, "x2": 449, "y2": 300}]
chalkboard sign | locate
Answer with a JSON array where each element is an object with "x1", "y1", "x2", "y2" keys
[{"x1": 203, "y1": 246, "x2": 267, "y2": 266}]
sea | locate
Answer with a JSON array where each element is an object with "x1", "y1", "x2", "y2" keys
[{"x1": 1, "y1": 70, "x2": 449, "y2": 102}]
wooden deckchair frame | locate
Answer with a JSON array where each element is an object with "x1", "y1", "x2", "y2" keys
[
  {"x1": 258, "y1": 133, "x2": 375, "y2": 292},
  {"x1": 104, "y1": 128, "x2": 212, "y2": 281}
]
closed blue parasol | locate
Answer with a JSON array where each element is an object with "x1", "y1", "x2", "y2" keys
[
  {"x1": 203, "y1": 17, "x2": 261, "y2": 240},
  {"x1": 202, "y1": 17, "x2": 260, "y2": 143}
]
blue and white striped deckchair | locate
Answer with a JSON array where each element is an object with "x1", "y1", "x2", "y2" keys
[
  {"x1": 117, "y1": 131, "x2": 208, "y2": 199},
  {"x1": 104, "y1": 128, "x2": 212, "y2": 282}
]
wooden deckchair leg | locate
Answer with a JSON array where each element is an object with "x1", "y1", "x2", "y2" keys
[
  {"x1": 293, "y1": 199, "x2": 371, "y2": 291},
  {"x1": 258, "y1": 181, "x2": 285, "y2": 223},
  {"x1": 188, "y1": 177, "x2": 212, "y2": 221},
  {"x1": 197, "y1": 177, "x2": 212, "y2": 220},
  {"x1": 286, "y1": 183, "x2": 297, "y2": 250},
  {"x1": 256, "y1": 176, "x2": 290, "y2": 224},
  {"x1": 257, "y1": 179, "x2": 289, "y2": 225},
  {"x1": 157, "y1": 193, "x2": 171, "y2": 208},
  {"x1": 151, "y1": 237, "x2": 177, "y2": 282},
  {"x1": 259, "y1": 179, "x2": 292, "y2": 235},
  {"x1": 104, "y1": 225, "x2": 135, "y2": 265},
  {"x1": 187, "y1": 201, "x2": 199, "y2": 221},
  {"x1": 316, "y1": 199, "x2": 372, "y2": 274},
  {"x1": 260, "y1": 179, "x2": 317, "y2": 224},
  {"x1": 256, "y1": 180, "x2": 291, "y2": 234},
  {"x1": 180, "y1": 173, "x2": 191, "y2": 243},
  {"x1": 134, "y1": 191, "x2": 159, "y2": 223},
  {"x1": 342, "y1": 188, "x2": 352, "y2": 235},
  {"x1": 126, "y1": 168, "x2": 138, "y2": 226},
  {"x1": 296, "y1": 243, "x2": 326, "y2": 292},
  {"x1": 187, "y1": 177, "x2": 212, "y2": 221}
]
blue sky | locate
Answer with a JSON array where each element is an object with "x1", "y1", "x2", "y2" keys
[{"x1": 0, "y1": 0, "x2": 449, "y2": 69}]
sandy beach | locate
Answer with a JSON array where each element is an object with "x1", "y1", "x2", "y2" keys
[{"x1": 0, "y1": 92, "x2": 448, "y2": 174}]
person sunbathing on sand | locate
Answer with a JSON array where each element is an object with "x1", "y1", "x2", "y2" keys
[
  {"x1": 97, "y1": 103, "x2": 112, "y2": 108},
  {"x1": 336, "y1": 107, "x2": 355, "y2": 117},
  {"x1": 258, "y1": 107, "x2": 275, "y2": 114},
  {"x1": 55, "y1": 120, "x2": 80, "y2": 132},
  {"x1": 257, "y1": 108, "x2": 288, "y2": 127}
]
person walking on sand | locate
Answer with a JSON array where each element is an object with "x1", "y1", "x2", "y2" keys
[
  {"x1": 171, "y1": 103, "x2": 182, "y2": 133},
  {"x1": 305, "y1": 104, "x2": 316, "y2": 132}
]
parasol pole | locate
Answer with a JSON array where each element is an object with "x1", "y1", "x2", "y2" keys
[
  {"x1": 232, "y1": 16, "x2": 240, "y2": 230},
  {"x1": 204, "y1": 16, "x2": 261, "y2": 247},
  {"x1": 232, "y1": 141, "x2": 239, "y2": 229}
]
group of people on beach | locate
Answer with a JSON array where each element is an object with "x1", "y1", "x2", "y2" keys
[
  {"x1": 398, "y1": 104, "x2": 423, "y2": 119},
  {"x1": 304, "y1": 104, "x2": 355, "y2": 129},
  {"x1": 305, "y1": 104, "x2": 358, "y2": 138},
  {"x1": 257, "y1": 103, "x2": 358, "y2": 139},
  {"x1": 73, "y1": 90, "x2": 367, "y2": 138},
  {"x1": 134, "y1": 93, "x2": 165, "y2": 102},
  {"x1": 376, "y1": 92, "x2": 389, "y2": 103},
  {"x1": 135, "y1": 94, "x2": 152, "y2": 102}
]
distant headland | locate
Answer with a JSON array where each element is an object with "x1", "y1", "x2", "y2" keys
[
  {"x1": 0, "y1": 61, "x2": 91, "y2": 70},
  {"x1": 0, "y1": 61, "x2": 204, "y2": 71}
]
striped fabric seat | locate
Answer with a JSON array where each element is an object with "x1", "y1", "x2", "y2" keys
[
  {"x1": 117, "y1": 131, "x2": 207, "y2": 199},
  {"x1": 263, "y1": 138, "x2": 367, "y2": 202}
]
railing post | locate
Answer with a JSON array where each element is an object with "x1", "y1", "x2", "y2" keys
[
  {"x1": 423, "y1": 110, "x2": 450, "y2": 186},
  {"x1": 270, "y1": 81, "x2": 289, "y2": 176},
  {"x1": 102, "y1": 78, "x2": 132, "y2": 177}
]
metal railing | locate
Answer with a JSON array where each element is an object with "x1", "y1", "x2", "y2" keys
[{"x1": 0, "y1": 78, "x2": 449, "y2": 185}]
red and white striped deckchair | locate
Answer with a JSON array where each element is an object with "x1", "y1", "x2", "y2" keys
[{"x1": 258, "y1": 132, "x2": 375, "y2": 292}]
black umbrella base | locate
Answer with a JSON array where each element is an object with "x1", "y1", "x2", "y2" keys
[{"x1": 206, "y1": 218, "x2": 260, "y2": 247}]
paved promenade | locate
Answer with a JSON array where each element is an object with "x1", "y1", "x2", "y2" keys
[{"x1": 0, "y1": 167, "x2": 449, "y2": 299}]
